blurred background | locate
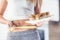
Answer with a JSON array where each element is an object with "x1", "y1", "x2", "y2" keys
[
  {"x1": 40, "y1": 0, "x2": 60, "y2": 40},
  {"x1": 49, "y1": 21, "x2": 60, "y2": 40},
  {"x1": 47, "y1": 0, "x2": 60, "y2": 40},
  {"x1": 37, "y1": 0, "x2": 60, "y2": 40}
]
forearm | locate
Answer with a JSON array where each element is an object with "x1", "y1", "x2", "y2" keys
[
  {"x1": 39, "y1": 0, "x2": 42, "y2": 11},
  {"x1": 34, "y1": 0, "x2": 42, "y2": 14},
  {"x1": 0, "y1": 15, "x2": 9, "y2": 24},
  {"x1": 0, "y1": 0, "x2": 8, "y2": 24}
]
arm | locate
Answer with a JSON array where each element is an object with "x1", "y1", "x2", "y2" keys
[
  {"x1": 34, "y1": 0, "x2": 42, "y2": 15},
  {"x1": 0, "y1": 0, "x2": 9, "y2": 24},
  {"x1": 34, "y1": 0, "x2": 43, "y2": 26},
  {"x1": 39, "y1": 0, "x2": 42, "y2": 11}
]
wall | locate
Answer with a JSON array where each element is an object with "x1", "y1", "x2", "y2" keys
[{"x1": 41, "y1": 0, "x2": 59, "y2": 21}]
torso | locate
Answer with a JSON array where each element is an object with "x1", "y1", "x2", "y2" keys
[
  {"x1": 4, "y1": 0, "x2": 36, "y2": 32},
  {"x1": 4, "y1": 0, "x2": 34, "y2": 21}
]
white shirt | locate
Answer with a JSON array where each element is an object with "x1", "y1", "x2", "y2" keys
[{"x1": 4, "y1": 0, "x2": 34, "y2": 21}]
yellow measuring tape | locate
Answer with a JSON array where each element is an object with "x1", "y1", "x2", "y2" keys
[{"x1": 8, "y1": 26, "x2": 37, "y2": 32}]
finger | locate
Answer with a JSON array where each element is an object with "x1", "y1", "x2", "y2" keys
[
  {"x1": 12, "y1": 25, "x2": 16, "y2": 27},
  {"x1": 36, "y1": 22, "x2": 43, "y2": 27},
  {"x1": 8, "y1": 23, "x2": 13, "y2": 27}
]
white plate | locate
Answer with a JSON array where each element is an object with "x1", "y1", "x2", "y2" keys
[{"x1": 26, "y1": 16, "x2": 52, "y2": 24}]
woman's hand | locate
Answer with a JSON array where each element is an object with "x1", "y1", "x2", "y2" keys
[
  {"x1": 35, "y1": 21, "x2": 43, "y2": 27},
  {"x1": 7, "y1": 21, "x2": 16, "y2": 27}
]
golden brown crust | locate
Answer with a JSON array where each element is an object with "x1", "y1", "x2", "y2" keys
[{"x1": 29, "y1": 12, "x2": 49, "y2": 20}]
